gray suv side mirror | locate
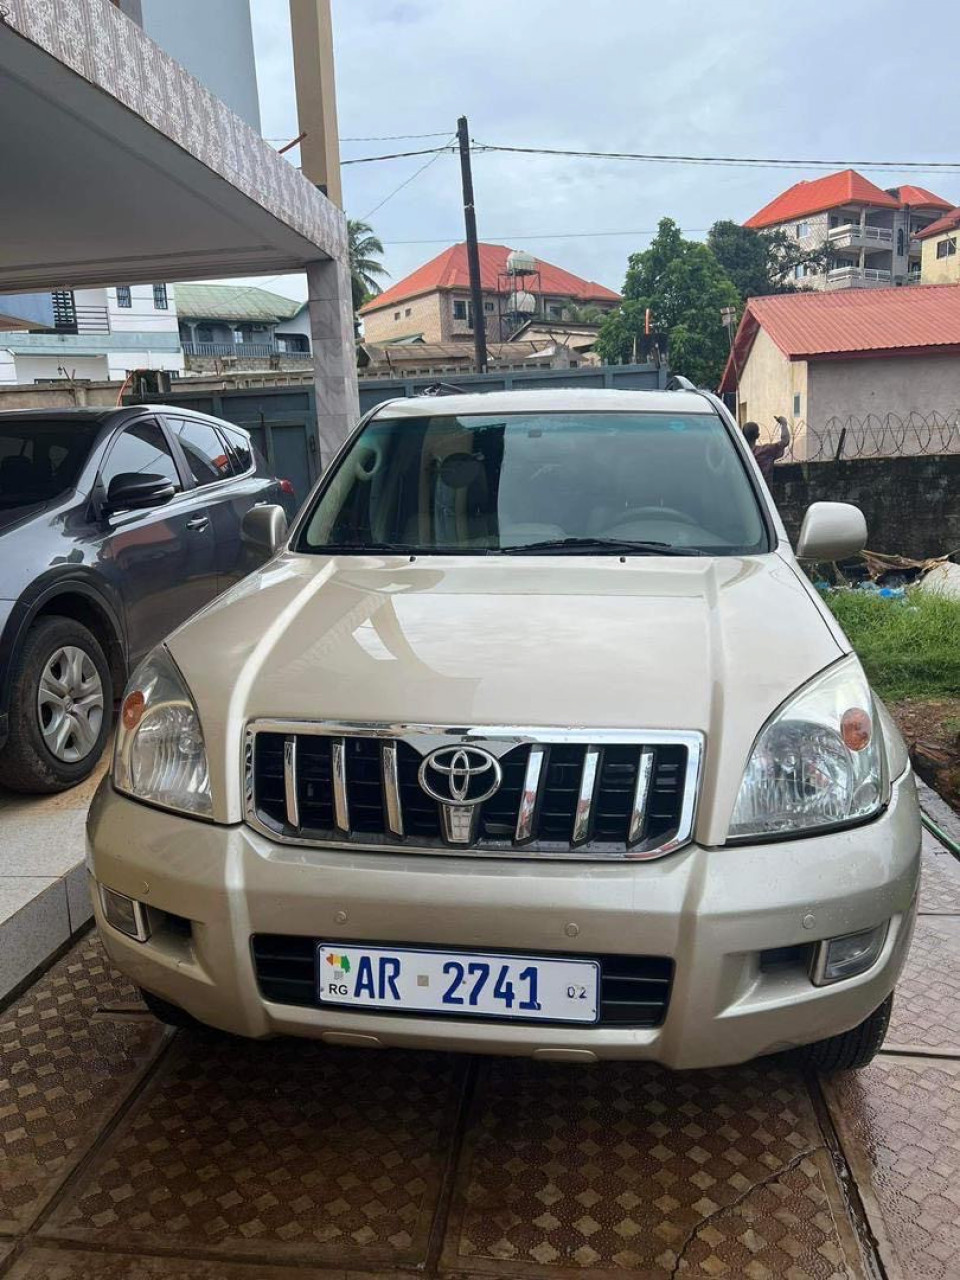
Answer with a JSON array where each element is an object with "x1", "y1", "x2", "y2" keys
[
  {"x1": 241, "y1": 504, "x2": 288, "y2": 558},
  {"x1": 106, "y1": 472, "x2": 176, "y2": 513}
]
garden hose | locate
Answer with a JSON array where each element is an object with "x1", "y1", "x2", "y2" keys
[{"x1": 921, "y1": 810, "x2": 960, "y2": 861}]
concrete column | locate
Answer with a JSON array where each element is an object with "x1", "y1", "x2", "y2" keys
[
  {"x1": 289, "y1": 0, "x2": 342, "y2": 208},
  {"x1": 307, "y1": 255, "x2": 359, "y2": 470}
]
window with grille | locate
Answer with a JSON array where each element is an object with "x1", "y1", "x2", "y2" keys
[
  {"x1": 152, "y1": 283, "x2": 169, "y2": 309},
  {"x1": 116, "y1": 285, "x2": 132, "y2": 308}
]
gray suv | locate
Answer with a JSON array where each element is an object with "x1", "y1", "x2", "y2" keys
[{"x1": 0, "y1": 405, "x2": 289, "y2": 792}]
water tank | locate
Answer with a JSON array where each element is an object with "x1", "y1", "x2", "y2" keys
[
  {"x1": 506, "y1": 249, "x2": 537, "y2": 276},
  {"x1": 507, "y1": 290, "x2": 537, "y2": 314}
]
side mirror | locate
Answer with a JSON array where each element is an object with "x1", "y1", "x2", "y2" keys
[
  {"x1": 796, "y1": 501, "x2": 866, "y2": 562},
  {"x1": 241, "y1": 504, "x2": 288, "y2": 558},
  {"x1": 106, "y1": 472, "x2": 175, "y2": 513}
]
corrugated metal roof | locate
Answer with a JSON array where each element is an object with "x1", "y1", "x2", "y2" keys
[
  {"x1": 719, "y1": 284, "x2": 960, "y2": 392},
  {"x1": 744, "y1": 169, "x2": 902, "y2": 229},
  {"x1": 917, "y1": 207, "x2": 960, "y2": 240},
  {"x1": 174, "y1": 283, "x2": 304, "y2": 322},
  {"x1": 360, "y1": 243, "x2": 620, "y2": 314}
]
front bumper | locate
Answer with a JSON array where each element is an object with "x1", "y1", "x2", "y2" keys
[{"x1": 87, "y1": 771, "x2": 921, "y2": 1070}]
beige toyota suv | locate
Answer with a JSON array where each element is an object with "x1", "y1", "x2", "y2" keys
[{"x1": 87, "y1": 388, "x2": 921, "y2": 1071}]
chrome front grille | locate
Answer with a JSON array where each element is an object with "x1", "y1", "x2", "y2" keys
[{"x1": 244, "y1": 722, "x2": 702, "y2": 860}]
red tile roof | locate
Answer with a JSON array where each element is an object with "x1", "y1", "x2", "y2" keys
[
  {"x1": 359, "y1": 243, "x2": 620, "y2": 314},
  {"x1": 744, "y1": 169, "x2": 902, "y2": 228},
  {"x1": 719, "y1": 284, "x2": 960, "y2": 392},
  {"x1": 887, "y1": 185, "x2": 954, "y2": 210},
  {"x1": 917, "y1": 207, "x2": 960, "y2": 240}
]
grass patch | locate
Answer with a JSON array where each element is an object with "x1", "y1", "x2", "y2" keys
[{"x1": 825, "y1": 589, "x2": 960, "y2": 702}]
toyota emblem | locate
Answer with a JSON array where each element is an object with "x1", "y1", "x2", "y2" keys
[{"x1": 418, "y1": 745, "x2": 502, "y2": 806}]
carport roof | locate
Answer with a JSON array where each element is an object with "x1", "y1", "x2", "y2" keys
[{"x1": 0, "y1": 0, "x2": 344, "y2": 294}]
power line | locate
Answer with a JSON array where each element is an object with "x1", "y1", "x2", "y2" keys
[
  {"x1": 472, "y1": 143, "x2": 960, "y2": 173},
  {"x1": 337, "y1": 141, "x2": 960, "y2": 173},
  {"x1": 343, "y1": 145, "x2": 454, "y2": 166},
  {"x1": 380, "y1": 228, "x2": 712, "y2": 245},
  {"x1": 361, "y1": 136, "x2": 457, "y2": 220}
]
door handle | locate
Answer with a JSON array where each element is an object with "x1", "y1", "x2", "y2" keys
[{"x1": 186, "y1": 515, "x2": 210, "y2": 531}]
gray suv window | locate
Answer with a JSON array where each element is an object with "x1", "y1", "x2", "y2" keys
[
  {"x1": 101, "y1": 421, "x2": 181, "y2": 492},
  {"x1": 174, "y1": 418, "x2": 233, "y2": 487}
]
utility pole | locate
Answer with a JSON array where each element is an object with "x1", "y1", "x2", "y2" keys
[{"x1": 457, "y1": 115, "x2": 488, "y2": 373}]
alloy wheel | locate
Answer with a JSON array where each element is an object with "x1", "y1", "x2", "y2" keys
[{"x1": 37, "y1": 645, "x2": 105, "y2": 763}]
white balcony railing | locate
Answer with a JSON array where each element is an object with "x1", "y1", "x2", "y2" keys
[
  {"x1": 825, "y1": 266, "x2": 893, "y2": 289},
  {"x1": 827, "y1": 223, "x2": 894, "y2": 248}
]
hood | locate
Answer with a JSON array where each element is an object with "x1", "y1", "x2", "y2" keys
[
  {"x1": 169, "y1": 551, "x2": 846, "y2": 841},
  {"x1": 0, "y1": 501, "x2": 47, "y2": 535}
]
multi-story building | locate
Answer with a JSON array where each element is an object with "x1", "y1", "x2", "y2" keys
[
  {"x1": 359, "y1": 243, "x2": 619, "y2": 345},
  {"x1": 0, "y1": 284, "x2": 183, "y2": 385},
  {"x1": 918, "y1": 208, "x2": 960, "y2": 284},
  {"x1": 176, "y1": 284, "x2": 312, "y2": 372},
  {"x1": 744, "y1": 170, "x2": 954, "y2": 290}
]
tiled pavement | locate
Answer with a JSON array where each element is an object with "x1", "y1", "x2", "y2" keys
[{"x1": 1, "y1": 833, "x2": 959, "y2": 1279}]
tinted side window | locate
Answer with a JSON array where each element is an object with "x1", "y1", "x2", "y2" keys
[
  {"x1": 101, "y1": 421, "x2": 181, "y2": 493},
  {"x1": 175, "y1": 418, "x2": 233, "y2": 486},
  {"x1": 224, "y1": 426, "x2": 253, "y2": 474}
]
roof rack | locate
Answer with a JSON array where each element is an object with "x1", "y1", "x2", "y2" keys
[{"x1": 666, "y1": 375, "x2": 697, "y2": 391}]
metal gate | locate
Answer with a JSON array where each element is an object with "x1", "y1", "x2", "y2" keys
[{"x1": 139, "y1": 362, "x2": 668, "y2": 506}]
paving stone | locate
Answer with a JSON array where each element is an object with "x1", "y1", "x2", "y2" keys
[
  {"x1": 42, "y1": 1033, "x2": 465, "y2": 1269},
  {"x1": 3, "y1": 1244, "x2": 391, "y2": 1279},
  {"x1": 919, "y1": 849, "x2": 960, "y2": 915},
  {"x1": 440, "y1": 1056, "x2": 857, "y2": 1276},
  {"x1": 888, "y1": 916, "x2": 960, "y2": 1053},
  {"x1": 0, "y1": 934, "x2": 164, "y2": 1234},
  {"x1": 824, "y1": 1056, "x2": 960, "y2": 1280},
  {"x1": 676, "y1": 1148, "x2": 858, "y2": 1278}
]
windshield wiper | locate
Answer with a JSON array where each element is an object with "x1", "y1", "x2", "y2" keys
[{"x1": 499, "y1": 537, "x2": 706, "y2": 556}]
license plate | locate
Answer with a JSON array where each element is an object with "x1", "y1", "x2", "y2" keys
[{"x1": 316, "y1": 945, "x2": 600, "y2": 1024}]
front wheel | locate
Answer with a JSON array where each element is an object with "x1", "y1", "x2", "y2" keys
[
  {"x1": 797, "y1": 993, "x2": 893, "y2": 1072},
  {"x1": 0, "y1": 615, "x2": 113, "y2": 793}
]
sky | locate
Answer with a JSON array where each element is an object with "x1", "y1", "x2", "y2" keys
[{"x1": 246, "y1": 0, "x2": 960, "y2": 305}]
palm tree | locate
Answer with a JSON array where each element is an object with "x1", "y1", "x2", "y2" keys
[{"x1": 348, "y1": 219, "x2": 388, "y2": 315}]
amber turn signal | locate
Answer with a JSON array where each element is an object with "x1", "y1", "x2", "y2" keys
[
  {"x1": 121, "y1": 690, "x2": 146, "y2": 731},
  {"x1": 841, "y1": 707, "x2": 872, "y2": 752}
]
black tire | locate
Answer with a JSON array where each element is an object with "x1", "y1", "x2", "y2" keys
[
  {"x1": 797, "y1": 993, "x2": 893, "y2": 1073},
  {"x1": 0, "y1": 615, "x2": 113, "y2": 794},
  {"x1": 140, "y1": 988, "x2": 200, "y2": 1029}
]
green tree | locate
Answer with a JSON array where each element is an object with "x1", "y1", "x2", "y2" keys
[
  {"x1": 348, "y1": 219, "x2": 388, "y2": 313},
  {"x1": 560, "y1": 301, "x2": 605, "y2": 324},
  {"x1": 596, "y1": 218, "x2": 740, "y2": 388},
  {"x1": 707, "y1": 220, "x2": 832, "y2": 299}
]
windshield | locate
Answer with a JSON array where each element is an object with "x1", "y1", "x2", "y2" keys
[
  {"x1": 0, "y1": 419, "x2": 98, "y2": 509},
  {"x1": 300, "y1": 410, "x2": 768, "y2": 556}
]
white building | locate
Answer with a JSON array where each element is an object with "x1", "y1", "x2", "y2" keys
[{"x1": 0, "y1": 284, "x2": 183, "y2": 385}]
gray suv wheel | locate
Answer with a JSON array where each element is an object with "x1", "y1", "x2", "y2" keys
[{"x1": 0, "y1": 615, "x2": 114, "y2": 793}]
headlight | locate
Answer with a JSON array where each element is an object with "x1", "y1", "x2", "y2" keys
[
  {"x1": 113, "y1": 647, "x2": 212, "y2": 818},
  {"x1": 729, "y1": 658, "x2": 885, "y2": 841}
]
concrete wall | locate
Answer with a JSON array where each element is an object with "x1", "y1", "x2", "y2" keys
[
  {"x1": 138, "y1": 0, "x2": 261, "y2": 133},
  {"x1": 920, "y1": 232, "x2": 960, "y2": 284},
  {"x1": 771, "y1": 455, "x2": 960, "y2": 559},
  {"x1": 808, "y1": 353, "x2": 960, "y2": 427}
]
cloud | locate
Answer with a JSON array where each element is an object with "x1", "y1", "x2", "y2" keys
[{"x1": 241, "y1": 0, "x2": 959, "y2": 301}]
